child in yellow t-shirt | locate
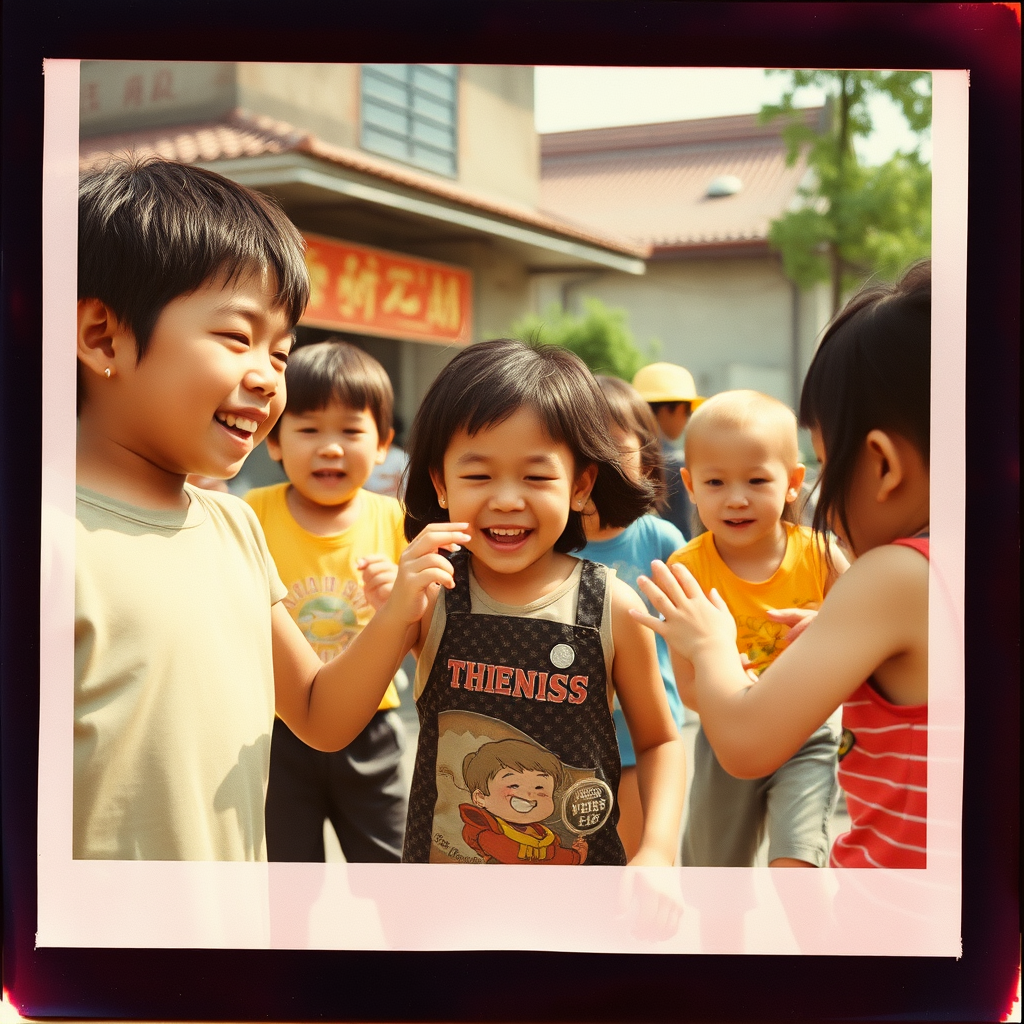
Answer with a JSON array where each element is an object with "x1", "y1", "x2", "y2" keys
[
  {"x1": 246, "y1": 340, "x2": 408, "y2": 862},
  {"x1": 667, "y1": 390, "x2": 848, "y2": 867}
]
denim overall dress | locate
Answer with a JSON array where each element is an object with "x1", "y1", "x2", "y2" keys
[{"x1": 403, "y1": 551, "x2": 625, "y2": 865}]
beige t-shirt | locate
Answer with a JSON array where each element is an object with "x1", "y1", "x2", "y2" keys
[
  {"x1": 74, "y1": 484, "x2": 287, "y2": 861},
  {"x1": 414, "y1": 556, "x2": 616, "y2": 703}
]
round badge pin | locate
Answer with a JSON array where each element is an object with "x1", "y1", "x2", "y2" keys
[
  {"x1": 561, "y1": 777, "x2": 614, "y2": 835},
  {"x1": 549, "y1": 643, "x2": 575, "y2": 669}
]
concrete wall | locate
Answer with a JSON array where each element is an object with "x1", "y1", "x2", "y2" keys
[
  {"x1": 530, "y1": 256, "x2": 832, "y2": 420},
  {"x1": 80, "y1": 61, "x2": 237, "y2": 135},
  {"x1": 235, "y1": 63, "x2": 360, "y2": 147},
  {"x1": 458, "y1": 66, "x2": 538, "y2": 207}
]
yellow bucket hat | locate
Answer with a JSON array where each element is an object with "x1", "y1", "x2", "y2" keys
[{"x1": 632, "y1": 363, "x2": 705, "y2": 408}]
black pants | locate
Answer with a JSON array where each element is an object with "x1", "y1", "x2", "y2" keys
[{"x1": 265, "y1": 711, "x2": 407, "y2": 863}]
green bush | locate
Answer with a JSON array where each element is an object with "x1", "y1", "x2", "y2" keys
[{"x1": 509, "y1": 298, "x2": 654, "y2": 381}]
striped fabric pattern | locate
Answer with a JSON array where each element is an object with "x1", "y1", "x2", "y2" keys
[{"x1": 831, "y1": 536, "x2": 929, "y2": 869}]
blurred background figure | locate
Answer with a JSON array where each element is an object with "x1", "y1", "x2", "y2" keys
[
  {"x1": 364, "y1": 415, "x2": 409, "y2": 500},
  {"x1": 632, "y1": 362, "x2": 704, "y2": 541}
]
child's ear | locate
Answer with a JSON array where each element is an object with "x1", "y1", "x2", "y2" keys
[
  {"x1": 680, "y1": 467, "x2": 695, "y2": 499},
  {"x1": 865, "y1": 429, "x2": 904, "y2": 501},
  {"x1": 429, "y1": 468, "x2": 447, "y2": 506},
  {"x1": 376, "y1": 427, "x2": 395, "y2": 465},
  {"x1": 265, "y1": 434, "x2": 283, "y2": 463},
  {"x1": 572, "y1": 462, "x2": 599, "y2": 508},
  {"x1": 785, "y1": 464, "x2": 806, "y2": 503},
  {"x1": 77, "y1": 298, "x2": 132, "y2": 380}
]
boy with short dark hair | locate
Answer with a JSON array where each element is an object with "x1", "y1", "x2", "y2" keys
[
  {"x1": 245, "y1": 340, "x2": 409, "y2": 862},
  {"x1": 74, "y1": 157, "x2": 466, "y2": 860}
]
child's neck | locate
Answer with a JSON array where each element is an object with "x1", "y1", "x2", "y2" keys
[
  {"x1": 711, "y1": 520, "x2": 789, "y2": 583},
  {"x1": 285, "y1": 484, "x2": 362, "y2": 535},
  {"x1": 468, "y1": 548, "x2": 578, "y2": 607},
  {"x1": 77, "y1": 430, "x2": 190, "y2": 511}
]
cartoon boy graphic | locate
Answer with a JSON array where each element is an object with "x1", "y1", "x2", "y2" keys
[{"x1": 458, "y1": 738, "x2": 588, "y2": 864}]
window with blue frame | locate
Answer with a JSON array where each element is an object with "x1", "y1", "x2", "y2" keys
[{"x1": 361, "y1": 64, "x2": 458, "y2": 177}]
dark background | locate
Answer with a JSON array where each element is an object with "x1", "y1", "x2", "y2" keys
[{"x1": 2, "y1": 3, "x2": 1019, "y2": 1020}]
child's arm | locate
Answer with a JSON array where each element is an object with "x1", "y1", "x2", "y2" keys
[
  {"x1": 633, "y1": 547, "x2": 928, "y2": 779},
  {"x1": 274, "y1": 523, "x2": 470, "y2": 750},
  {"x1": 610, "y1": 578, "x2": 687, "y2": 866}
]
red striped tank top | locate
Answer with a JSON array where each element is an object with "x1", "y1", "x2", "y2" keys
[{"x1": 830, "y1": 536, "x2": 928, "y2": 869}]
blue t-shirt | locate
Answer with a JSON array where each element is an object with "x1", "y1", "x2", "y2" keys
[{"x1": 580, "y1": 515, "x2": 687, "y2": 766}]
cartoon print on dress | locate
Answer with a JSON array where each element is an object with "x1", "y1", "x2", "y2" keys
[{"x1": 430, "y1": 710, "x2": 614, "y2": 864}]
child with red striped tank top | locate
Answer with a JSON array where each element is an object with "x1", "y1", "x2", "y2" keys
[{"x1": 633, "y1": 261, "x2": 932, "y2": 868}]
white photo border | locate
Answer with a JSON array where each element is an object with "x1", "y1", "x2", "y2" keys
[{"x1": 37, "y1": 59, "x2": 967, "y2": 955}]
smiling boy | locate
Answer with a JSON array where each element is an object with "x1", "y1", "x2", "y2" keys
[
  {"x1": 73, "y1": 158, "x2": 465, "y2": 860},
  {"x1": 666, "y1": 390, "x2": 847, "y2": 868},
  {"x1": 244, "y1": 341, "x2": 410, "y2": 862}
]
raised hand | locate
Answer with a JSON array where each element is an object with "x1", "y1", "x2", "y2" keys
[
  {"x1": 356, "y1": 554, "x2": 399, "y2": 610},
  {"x1": 383, "y1": 523, "x2": 471, "y2": 626},
  {"x1": 629, "y1": 560, "x2": 737, "y2": 664}
]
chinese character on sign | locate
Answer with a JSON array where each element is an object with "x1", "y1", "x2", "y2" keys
[
  {"x1": 337, "y1": 255, "x2": 380, "y2": 322},
  {"x1": 123, "y1": 75, "x2": 143, "y2": 108},
  {"x1": 301, "y1": 234, "x2": 472, "y2": 345}
]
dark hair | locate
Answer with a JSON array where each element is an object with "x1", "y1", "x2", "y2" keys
[
  {"x1": 648, "y1": 400, "x2": 691, "y2": 417},
  {"x1": 594, "y1": 375, "x2": 667, "y2": 513},
  {"x1": 270, "y1": 339, "x2": 394, "y2": 441},
  {"x1": 799, "y1": 260, "x2": 931, "y2": 546},
  {"x1": 403, "y1": 339, "x2": 654, "y2": 551},
  {"x1": 78, "y1": 156, "x2": 309, "y2": 362}
]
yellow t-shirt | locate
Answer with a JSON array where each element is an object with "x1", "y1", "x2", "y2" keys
[
  {"x1": 668, "y1": 522, "x2": 829, "y2": 675},
  {"x1": 245, "y1": 483, "x2": 407, "y2": 710}
]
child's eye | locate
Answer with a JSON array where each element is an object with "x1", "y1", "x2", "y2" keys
[
  {"x1": 460, "y1": 474, "x2": 489, "y2": 481},
  {"x1": 750, "y1": 478, "x2": 769, "y2": 485}
]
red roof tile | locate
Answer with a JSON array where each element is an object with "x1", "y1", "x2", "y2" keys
[
  {"x1": 80, "y1": 109, "x2": 649, "y2": 260},
  {"x1": 539, "y1": 108, "x2": 826, "y2": 251}
]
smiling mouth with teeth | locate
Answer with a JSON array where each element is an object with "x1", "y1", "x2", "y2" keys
[
  {"x1": 216, "y1": 413, "x2": 259, "y2": 435},
  {"x1": 485, "y1": 527, "x2": 528, "y2": 539},
  {"x1": 509, "y1": 796, "x2": 537, "y2": 813}
]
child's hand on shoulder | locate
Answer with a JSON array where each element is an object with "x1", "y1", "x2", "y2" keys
[
  {"x1": 357, "y1": 555, "x2": 398, "y2": 610},
  {"x1": 380, "y1": 523, "x2": 471, "y2": 626},
  {"x1": 632, "y1": 560, "x2": 737, "y2": 664}
]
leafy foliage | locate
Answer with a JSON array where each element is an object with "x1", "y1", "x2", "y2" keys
[
  {"x1": 761, "y1": 70, "x2": 932, "y2": 313},
  {"x1": 509, "y1": 298, "x2": 652, "y2": 381}
]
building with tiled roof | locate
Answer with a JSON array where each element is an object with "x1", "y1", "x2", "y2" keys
[
  {"x1": 78, "y1": 61, "x2": 650, "y2": 492},
  {"x1": 537, "y1": 109, "x2": 833, "y2": 415}
]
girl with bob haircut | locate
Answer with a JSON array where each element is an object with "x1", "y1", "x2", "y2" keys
[
  {"x1": 398, "y1": 339, "x2": 686, "y2": 866},
  {"x1": 634, "y1": 261, "x2": 932, "y2": 868}
]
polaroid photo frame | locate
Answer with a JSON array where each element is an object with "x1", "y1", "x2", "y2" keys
[
  {"x1": 36, "y1": 60, "x2": 965, "y2": 956},
  {"x1": 3, "y1": 3, "x2": 1019, "y2": 1021}
]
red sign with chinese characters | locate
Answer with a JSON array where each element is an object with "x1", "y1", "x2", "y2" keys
[{"x1": 301, "y1": 233, "x2": 472, "y2": 345}]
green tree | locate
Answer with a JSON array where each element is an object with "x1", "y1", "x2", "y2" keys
[
  {"x1": 761, "y1": 70, "x2": 932, "y2": 315},
  {"x1": 509, "y1": 297, "x2": 652, "y2": 381}
]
